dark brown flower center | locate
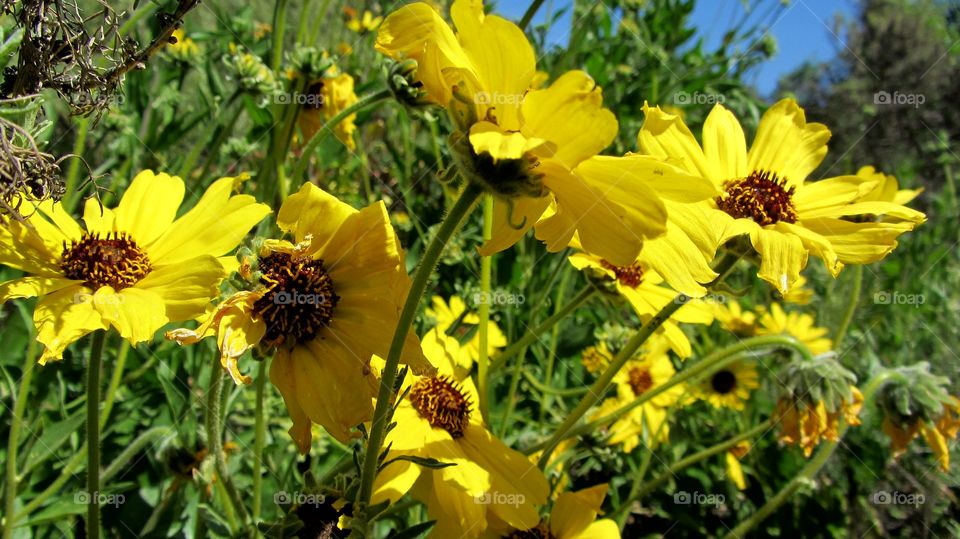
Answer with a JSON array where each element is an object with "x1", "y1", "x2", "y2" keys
[
  {"x1": 252, "y1": 251, "x2": 339, "y2": 346},
  {"x1": 600, "y1": 259, "x2": 644, "y2": 288},
  {"x1": 716, "y1": 170, "x2": 798, "y2": 226},
  {"x1": 409, "y1": 375, "x2": 471, "y2": 438},
  {"x1": 305, "y1": 81, "x2": 325, "y2": 110},
  {"x1": 505, "y1": 522, "x2": 556, "y2": 539},
  {"x1": 628, "y1": 366, "x2": 654, "y2": 396},
  {"x1": 60, "y1": 232, "x2": 151, "y2": 290},
  {"x1": 711, "y1": 370, "x2": 738, "y2": 394}
]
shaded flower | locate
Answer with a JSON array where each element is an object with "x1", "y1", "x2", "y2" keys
[
  {"x1": 695, "y1": 359, "x2": 759, "y2": 411},
  {"x1": 426, "y1": 295, "x2": 506, "y2": 376},
  {"x1": 299, "y1": 71, "x2": 359, "y2": 150},
  {"x1": 773, "y1": 386, "x2": 863, "y2": 457},
  {"x1": 882, "y1": 397, "x2": 960, "y2": 471}
]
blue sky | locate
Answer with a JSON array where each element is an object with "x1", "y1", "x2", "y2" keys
[{"x1": 493, "y1": 0, "x2": 859, "y2": 96}]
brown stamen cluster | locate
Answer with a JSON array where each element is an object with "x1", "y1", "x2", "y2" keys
[
  {"x1": 409, "y1": 375, "x2": 472, "y2": 438},
  {"x1": 505, "y1": 522, "x2": 556, "y2": 539},
  {"x1": 60, "y1": 232, "x2": 151, "y2": 290},
  {"x1": 711, "y1": 370, "x2": 738, "y2": 394},
  {"x1": 252, "y1": 251, "x2": 339, "y2": 346},
  {"x1": 628, "y1": 366, "x2": 654, "y2": 396},
  {"x1": 716, "y1": 170, "x2": 798, "y2": 226},
  {"x1": 600, "y1": 259, "x2": 644, "y2": 288}
]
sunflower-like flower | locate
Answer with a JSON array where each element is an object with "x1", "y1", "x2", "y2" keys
[
  {"x1": 882, "y1": 398, "x2": 960, "y2": 471},
  {"x1": 695, "y1": 359, "x2": 759, "y2": 411},
  {"x1": 426, "y1": 295, "x2": 506, "y2": 376},
  {"x1": 773, "y1": 386, "x2": 864, "y2": 457},
  {"x1": 713, "y1": 300, "x2": 758, "y2": 337},
  {"x1": 638, "y1": 99, "x2": 925, "y2": 294},
  {"x1": 167, "y1": 183, "x2": 433, "y2": 451},
  {"x1": 344, "y1": 7, "x2": 383, "y2": 33},
  {"x1": 376, "y1": 0, "x2": 713, "y2": 265},
  {"x1": 0, "y1": 171, "x2": 269, "y2": 363},
  {"x1": 486, "y1": 484, "x2": 621, "y2": 539},
  {"x1": 569, "y1": 250, "x2": 714, "y2": 358},
  {"x1": 298, "y1": 71, "x2": 359, "y2": 150},
  {"x1": 166, "y1": 28, "x2": 201, "y2": 62},
  {"x1": 372, "y1": 328, "x2": 548, "y2": 538},
  {"x1": 589, "y1": 338, "x2": 682, "y2": 451},
  {"x1": 725, "y1": 441, "x2": 751, "y2": 491},
  {"x1": 756, "y1": 303, "x2": 832, "y2": 355}
]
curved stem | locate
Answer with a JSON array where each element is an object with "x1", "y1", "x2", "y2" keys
[
  {"x1": 833, "y1": 264, "x2": 863, "y2": 349},
  {"x1": 205, "y1": 370, "x2": 249, "y2": 528},
  {"x1": 723, "y1": 371, "x2": 895, "y2": 539},
  {"x1": 489, "y1": 285, "x2": 599, "y2": 374},
  {"x1": 3, "y1": 343, "x2": 37, "y2": 539},
  {"x1": 521, "y1": 370, "x2": 590, "y2": 396},
  {"x1": 85, "y1": 330, "x2": 106, "y2": 539},
  {"x1": 100, "y1": 427, "x2": 174, "y2": 484},
  {"x1": 291, "y1": 89, "x2": 392, "y2": 183},
  {"x1": 252, "y1": 360, "x2": 268, "y2": 521},
  {"x1": 354, "y1": 182, "x2": 484, "y2": 528},
  {"x1": 616, "y1": 419, "x2": 775, "y2": 517},
  {"x1": 478, "y1": 195, "x2": 494, "y2": 423}
]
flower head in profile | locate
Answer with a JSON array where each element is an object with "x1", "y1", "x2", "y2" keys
[
  {"x1": 638, "y1": 99, "x2": 925, "y2": 294},
  {"x1": 168, "y1": 183, "x2": 433, "y2": 451},
  {"x1": 695, "y1": 359, "x2": 759, "y2": 411},
  {"x1": 774, "y1": 386, "x2": 863, "y2": 457},
  {"x1": 373, "y1": 328, "x2": 548, "y2": 538},
  {"x1": 590, "y1": 338, "x2": 682, "y2": 452},
  {"x1": 377, "y1": 0, "x2": 714, "y2": 265},
  {"x1": 487, "y1": 484, "x2": 621, "y2": 539},
  {"x1": 298, "y1": 71, "x2": 359, "y2": 150},
  {"x1": 569, "y1": 250, "x2": 714, "y2": 358},
  {"x1": 0, "y1": 170, "x2": 269, "y2": 363},
  {"x1": 882, "y1": 397, "x2": 960, "y2": 471},
  {"x1": 426, "y1": 295, "x2": 506, "y2": 377}
]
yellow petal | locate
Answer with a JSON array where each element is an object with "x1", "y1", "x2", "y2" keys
[
  {"x1": 115, "y1": 170, "x2": 185, "y2": 245},
  {"x1": 479, "y1": 196, "x2": 549, "y2": 257},
  {"x1": 0, "y1": 215, "x2": 64, "y2": 275},
  {"x1": 747, "y1": 99, "x2": 830, "y2": 186},
  {"x1": 726, "y1": 452, "x2": 747, "y2": 490},
  {"x1": 469, "y1": 121, "x2": 545, "y2": 161},
  {"x1": 639, "y1": 103, "x2": 712, "y2": 180},
  {"x1": 0, "y1": 276, "x2": 76, "y2": 301},
  {"x1": 751, "y1": 227, "x2": 808, "y2": 294},
  {"x1": 702, "y1": 103, "x2": 748, "y2": 182},
  {"x1": 269, "y1": 350, "x2": 314, "y2": 453},
  {"x1": 277, "y1": 182, "x2": 356, "y2": 248},
  {"x1": 794, "y1": 175, "x2": 875, "y2": 217},
  {"x1": 641, "y1": 222, "x2": 717, "y2": 297},
  {"x1": 801, "y1": 217, "x2": 915, "y2": 265},
  {"x1": 571, "y1": 519, "x2": 621, "y2": 539},
  {"x1": 550, "y1": 484, "x2": 608, "y2": 538},
  {"x1": 82, "y1": 197, "x2": 116, "y2": 234},
  {"x1": 522, "y1": 70, "x2": 618, "y2": 169},
  {"x1": 135, "y1": 256, "x2": 227, "y2": 322},
  {"x1": 93, "y1": 286, "x2": 168, "y2": 344},
  {"x1": 34, "y1": 285, "x2": 106, "y2": 364}
]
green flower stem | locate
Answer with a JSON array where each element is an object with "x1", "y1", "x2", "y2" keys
[
  {"x1": 526, "y1": 335, "x2": 812, "y2": 455},
  {"x1": 723, "y1": 371, "x2": 896, "y2": 539},
  {"x1": 270, "y1": 0, "x2": 288, "y2": 72},
  {"x1": 291, "y1": 88, "x2": 393, "y2": 184},
  {"x1": 478, "y1": 195, "x2": 494, "y2": 424},
  {"x1": 354, "y1": 182, "x2": 484, "y2": 530},
  {"x1": 205, "y1": 369, "x2": 249, "y2": 528},
  {"x1": 85, "y1": 330, "x2": 106, "y2": 539},
  {"x1": 489, "y1": 284, "x2": 599, "y2": 374},
  {"x1": 100, "y1": 427, "x2": 175, "y2": 484},
  {"x1": 537, "y1": 266, "x2": 574, "y2": 424},
  {"x1": 519, "y1": 0, "x2": 547, "y2": 29},
  {"x1": 63, "y1": 115, "x2": 91, "y2": 211},
  {"x1": 521, "y1": 370, "x2": 590, "y2": 396},
  {"x1": 100, "y1": 341, "x2": 130, "y2": 431},
  {"x1": 3, "y1": 342, "x2": 37, "y2": 539},
  {"x1": 833, "y1": 264, "x2": 863, "y2": 349},
  {"x1": 252, "y1": 360, "x2": 268, "y2": 520},
  {"x1": 617, "y1": 418, "x2": 775, "y2": 518}
]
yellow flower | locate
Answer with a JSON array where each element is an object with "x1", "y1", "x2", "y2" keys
[
  {"x1": 713, "y1": 300, "x2": 758, "y2": 336},
  {"x1": 0, "y1": 171, "x2": 269, "y2": 363},
  {"x1": 882, "y1": 397, "x2": 960, "y2": 471},
  {"x1": 849, "y1": 165, "x2": 925, "y2": 222},
  {"x1": 345, "y1": 8, "x2": 383, "y2": 33},
  {"x1": 638, "y1": 99, "x2": 925, "y2": 294},
  {"x1": 590, "y1": 339, "x2": 682, "y2": 452},
  {"x1": 779, "y1": 274, "x2": 813, "y2": 304},
  {"x1": 167, "y1": 28, "x2": 201, "y2": 61},
  {"x1": 253, "y1": 22, "x2": 272, "y2": 41},
  {"x1": 725, "y1": 441, "x2": 751, "y2": 490},
  {"x1": 299, "y1": 72, "x2": 359, "y2": 150},
  {"x1": 756, "y1": 303, "x2": 832, "y2": 355},
  {"x1": 372, "y1": 328, "x2": 548, "y2": 538},
  {"x1": 377, "y1": 1, "x2": 714, "y2": 265},
  {"x1": 167, "y1": 183, "x2": 433, "y2": 451},
  {"x1": 773, "y1": 386, "x2": 863, "y2": 457},
  {"x1": 695, "y1": 359, "x2": 759, "y2": 411},
  {"x1": 581, "y1": 342, "x2": 612, "y2": 374},
  {"x1": 569, "y1": 251, "x2": 714, "y2": 358},
  {"x1": 487, "y1": 484, "x2": 621, "y2": 539},
  {"x1": 425, "y1": 295, "x2": 506, "y2": 376}
]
